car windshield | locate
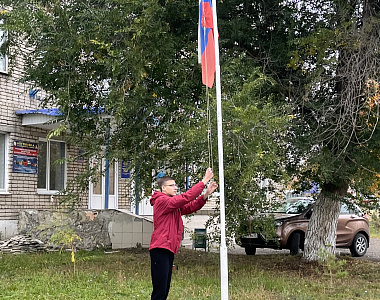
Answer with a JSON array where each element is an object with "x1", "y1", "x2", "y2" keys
[{"x1": 272, "y1": 198, "x2": 314, "y2": 214}]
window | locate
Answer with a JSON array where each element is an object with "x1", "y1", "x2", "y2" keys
[
  {"x1": 92, "y1": 159, "x2": 115, "y2": 195},
  {"x1": 340, "y1": 203, "x2": 364, "y2": 217},
  {"x1": 0, "y1": 19, "x2": 7, "y2": 73},
  {"x1": 0, "y1": 134, "x2": 6, "y2": 191},
  {"x1": 37, "y1": 140, "x2": 66, "y2": 192}
]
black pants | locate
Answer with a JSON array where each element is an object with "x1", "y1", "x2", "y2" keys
[{"x1": 150, "y1": 248, "x2": 175, "y2": 300}]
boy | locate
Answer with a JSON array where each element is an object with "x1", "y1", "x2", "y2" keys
[{"x1": 149, "y1": 168, "x2": 218, "y2": 300}]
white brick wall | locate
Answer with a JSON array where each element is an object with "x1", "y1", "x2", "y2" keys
[{"x1": 0, "y1": 53, "x2": 132, "y2": 222}]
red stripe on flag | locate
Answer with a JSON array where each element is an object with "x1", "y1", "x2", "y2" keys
[
  {"x1": 201, "y1": 30, "x2": 215, "y2": 88},
  {"x1": 199, "y1": 0, "x2": 216, "y2": 88}
]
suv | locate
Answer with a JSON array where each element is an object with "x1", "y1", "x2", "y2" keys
[{"x1": 236, "y1": 197, "x2": 370, "y2": 257}]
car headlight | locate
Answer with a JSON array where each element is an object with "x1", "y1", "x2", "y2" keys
[{"x1": 274, "y1": 220, "x2": 284, "y2": 227}]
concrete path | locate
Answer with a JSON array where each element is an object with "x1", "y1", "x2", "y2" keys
[{"x1": 228, "y1": 238, "x2": 380, "y2": 262}]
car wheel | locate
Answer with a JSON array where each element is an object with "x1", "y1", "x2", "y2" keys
[
  {"x1": 289, "y1": 232, "x2": 300, "y2": 255},
  {"x1": 349, "y1": 233, "x2": 368, "y2": 257},
  {"x1": 245, "y1": 247, "x2": 256, "y2": 255}
]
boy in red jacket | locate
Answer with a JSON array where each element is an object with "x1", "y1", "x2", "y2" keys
[{"x1": 149, "y1": 168, "x2": 218, "y2": 300}]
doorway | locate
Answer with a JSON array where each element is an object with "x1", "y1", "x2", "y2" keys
[{"x1": 89, "y1": 159, "x2": 118, "y2": 209}]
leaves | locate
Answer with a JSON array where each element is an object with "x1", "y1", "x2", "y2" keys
[{"x1": 3, "y1": 0, "x2": 380, "y2": 244}]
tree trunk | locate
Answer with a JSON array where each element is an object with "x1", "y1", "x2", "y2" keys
[{"x1": 303, "y1": 184, "x2": 347, "y2": 262}]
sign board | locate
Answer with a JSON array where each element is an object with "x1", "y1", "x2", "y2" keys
[
  {"x1": 121, "y1": 160, "x2": 131, "y2": 178},
  {"x1": 12, "y1": 141, "x2": 38, "y2": 174}
]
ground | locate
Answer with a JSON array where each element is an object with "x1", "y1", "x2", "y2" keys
[{"x1": 228, "y1": 238, "x2": 380, "y2": 262}]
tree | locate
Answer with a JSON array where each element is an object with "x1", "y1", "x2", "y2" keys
[
  {"x1": 208, "y1": 0, "x2": 380, "y2": 259},
  {"x1": 0, "y1": 0, "x2": 289, "y2": 216},
  {"x1": 219, "y1": 0, "x2": 380, "y2": 261},
  {"x1": 0, "y1": 0, "x2": 207, "y2": 198},
  {"x1": 282, "y1": 0, "x2": 380, "y2": 261},
  {"x1": 3, "y1": 0, "x2": 379, "y2": 262}
]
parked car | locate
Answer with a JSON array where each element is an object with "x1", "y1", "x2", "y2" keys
[{"x1": 236, "y1": 197, "x2": 370, "y2": 257}]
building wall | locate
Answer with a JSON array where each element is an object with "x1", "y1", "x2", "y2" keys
[
  {"x1": 118, "y1": 173, "x2": 131, "y2": 210},
  {"x1": 0, "y1": 53, "x2": 132, "y2": 239},
  {"x1": 1, "y1": 57, "x2": 43, "y2": 221},
  {"x1": 18, "y1": 209, "x2": 153, "y2": 250}
]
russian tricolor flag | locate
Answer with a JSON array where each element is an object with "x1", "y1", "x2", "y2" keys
[{"x1": 198, "y1": 0, "x2": 216, "y2": 88}]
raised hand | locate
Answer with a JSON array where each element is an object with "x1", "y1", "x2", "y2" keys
[
  {"x1": 202, "y1": 168, "x2": 214, "y2": 184},
  {"x1": 203, "y1": 181, "x2": 218, "y2": 199}
]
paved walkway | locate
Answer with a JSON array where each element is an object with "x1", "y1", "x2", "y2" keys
[{"x1": 229, "y1": 238, "x2": 380, "y2": 262}]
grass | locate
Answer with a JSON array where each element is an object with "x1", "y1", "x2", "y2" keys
[
  {"x1": 0, "y1": 248, "x2": 379, "y2": 300},
  {"x1": 370, "y1": 227, "x2": 380, "y2": 238},
  {"x1": 369, "y1": 212, "x2": 380, "y2": 238},
  {"x1": 370, "y1": 226, "x2": 380, "y2": 239}
]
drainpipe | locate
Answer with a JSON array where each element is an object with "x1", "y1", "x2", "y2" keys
[
  {"x1": 104, "y1": 159, "x2": 110, "y2": 209},
  {"x1": 104, "y1": 119, "x2": 110, "y2": 209},
  {"x1": 135, "y1": 161, "x2": 140, "y2": 215}
]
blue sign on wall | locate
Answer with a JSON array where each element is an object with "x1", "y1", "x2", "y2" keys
[{"x1": 121, "y1": 161, "x2": 131, "y2": 178}]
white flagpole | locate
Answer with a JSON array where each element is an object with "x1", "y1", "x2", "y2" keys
[{"x1": 211, "y1": 1, "x2": 229, "y2": 299}]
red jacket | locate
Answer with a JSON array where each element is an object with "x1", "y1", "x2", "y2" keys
[{"x1": 149, "y1": 181, "x2": 207, "y2": 254}]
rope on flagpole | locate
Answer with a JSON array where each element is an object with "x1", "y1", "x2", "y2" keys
[{"x1": 206, "y1": 87, "x2": 214, "y2": 170}]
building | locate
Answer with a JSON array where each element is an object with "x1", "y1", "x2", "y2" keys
[{"x1": 0, "y1": 35, "x2": 134, "y2": 240}]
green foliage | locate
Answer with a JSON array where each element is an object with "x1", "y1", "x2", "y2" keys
[
  {"x1": 234, "y1": 214, "x2": 278, "y2": 246},
  {"x1": 2, "y1": 0, "x2": 380, "y2": 255},
  {"x1": 204, "y1": 66, "x2": 292, "y2": 241},
  {"x1": 51, "y1": 228, "x2": 82, "y2": 273},
  {"x1": 283, "y1": 1, "x2": 380, "y2": 195},
  {"x1": 370, "y1": 212, "x2": 380, "y2": 232},
  {"x1": 0, "y1": 0, "x2": 293, "y2": 239},
  {"x1": 0, "y1": 0, "x2": 204, "y2": 189},
  {"x1": 50, "y1": 228, "x2": 81, "y2": 251},
  {"x1": 316, "y1": 247, "x2": 349, "y2": 288}
]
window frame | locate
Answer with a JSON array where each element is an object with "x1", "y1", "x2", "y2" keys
[
  {"x1": 0, "y1": 133, "x2": 9, "y2": 193},
  {"x1": 0, "y1": 18, "x2": 7, "y2": 74},
  {"x1": 37, "y1": 139, "x2": 67, "y2": 194}
]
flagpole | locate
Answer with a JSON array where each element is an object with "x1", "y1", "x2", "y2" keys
[{"x1": 211, "y1": 1, "x2": 229, "y2": 299}]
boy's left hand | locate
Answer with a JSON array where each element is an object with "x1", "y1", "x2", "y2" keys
[{"x1": 204, "y1": 182, "x2": 218, "y2": 199}]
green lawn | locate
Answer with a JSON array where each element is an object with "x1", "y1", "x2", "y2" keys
[
  {"x1": 0, "y1": 248, "x2": 379, "y2": 299},
  {"x1": 370, "y1": 226, "x2": 380, "y2": 239}
]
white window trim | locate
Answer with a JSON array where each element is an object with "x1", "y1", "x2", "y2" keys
[
  {"x1": 88, "y1": 158, "x2": 119, "y2": 209},
  {"x1": 0, "y1": 19, "x2": 7, "y2": 74},
  {"x1": 37, "y1": 138, "x2": 67, "y2": 194},
  {"x1": 37, "y1": 190, "x2": 60, "y2": 196},
  {"x1": 0, "y1": 53, "x2": 7, "y2": 74},
  {"x1": 0, "y1": 132, "x2": 9, "y2": 193}
]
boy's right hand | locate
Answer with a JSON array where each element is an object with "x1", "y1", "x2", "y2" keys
[{"x1": 202, "y1": 168, "x2": 214, "y2": 184}]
